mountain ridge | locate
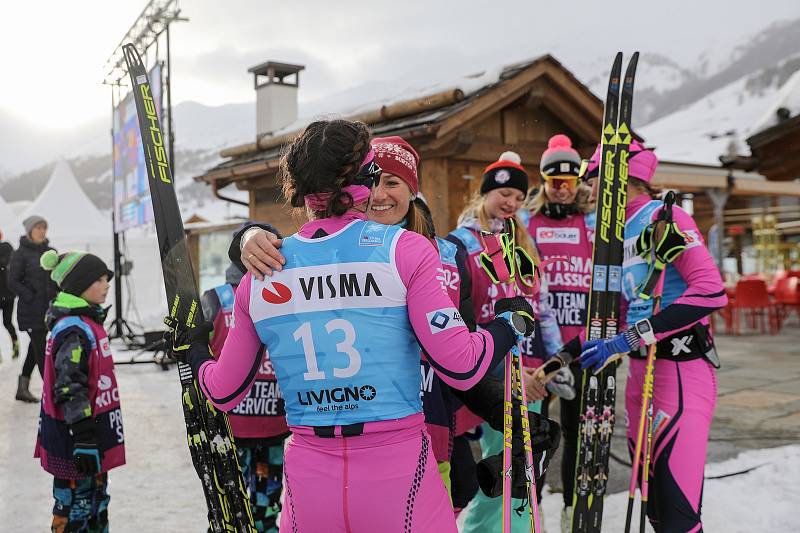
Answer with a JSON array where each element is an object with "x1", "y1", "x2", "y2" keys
[{"x1": 2, "y1": 17, "x2": 799, "y2": 207}]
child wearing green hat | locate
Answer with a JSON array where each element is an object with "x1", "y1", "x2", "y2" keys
[{"x1": 35, "y1": 250, "x2": 125, "y2": 533}]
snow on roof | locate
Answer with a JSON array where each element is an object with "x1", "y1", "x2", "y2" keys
[
  {"x1": 641, "y1": 66, "x2": 800, "y2": 165},
  {"x1": 750, "y1": 68, "x2": 800, "y2": 136},
  {"x1": 270, "y1": 64, "x2": 512, "y2": 138},
  {"x1": 17, "y1": 160, "x2": 110, "y2": 244}
]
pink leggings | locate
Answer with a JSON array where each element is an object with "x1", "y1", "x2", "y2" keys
[
  {"x1": 625, "y1": 357, "x2": 717, "y2": 533},
  {"x1": 281, "y1": 415, "x2": 456, "y2": 532}
]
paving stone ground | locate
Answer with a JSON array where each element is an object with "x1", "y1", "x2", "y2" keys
[{"x1": 538, "y1": 320, "x2": 800, "y2": 500}]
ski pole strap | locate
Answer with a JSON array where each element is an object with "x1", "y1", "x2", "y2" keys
[
  {"x1": 635, "y1": 192, "x2": 687, "y2": 298},
  {"x1": 514, "y1": 245, "x2": 538, "y2": 289},
  {"x1": 637, "y1": 262, "x2": 665, "y2": 301},
  {"x1": 479, "y1": 231, "x2": 513, "y2": 285}
]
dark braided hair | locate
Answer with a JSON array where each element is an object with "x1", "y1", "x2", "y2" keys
[{"x1": 280, "y1": 119, "x2": 372, "y2": 217}]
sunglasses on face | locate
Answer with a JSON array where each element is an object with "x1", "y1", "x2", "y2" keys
[{"x1": 543, "y1": 174, "x2": 579, "y2": 190}]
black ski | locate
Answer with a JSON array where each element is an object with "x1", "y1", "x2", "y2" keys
[
  {"x1": 571, "y1": 52, "x2": 622, "y2": 533},
  {"x1": 122, "y1": 44, "x2": 256, "y2": 533},
  {"x1": 587, "y1": 52, "x2": 638, "y2": 533},
  {"x1": 571, "y1": 51, "x2": 639, "y2": 533}
]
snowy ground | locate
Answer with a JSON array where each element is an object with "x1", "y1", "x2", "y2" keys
[
  {"x1": 0, "y1": 339, "x2": 206, "y2": 532},
  {"x1": 534, "y1": 445, "x2": 800, "y2": 532},
  {"x1": 1, "y1": 336, "x2": 798, "y2": 532}
]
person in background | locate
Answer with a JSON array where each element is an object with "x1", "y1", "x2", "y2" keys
[
  {"x1": 0, "y1": 229, "x2": 20, "y2": 362},
  {"x1": 8, "y1": 215, "x2": 58, "y2": 403},
  {"x1": 35, "y1": 250, "x2": 125, "y2": 533},
  {"x1": 448, "y1": 151, "x2": 563, "y2": 533},
  {"x1": 201, "y1": 262, "x2": 290, "y2": 533},
  {"x1": 520, "y1": 134, "x2": 595, "y2": 532},
  {"x1": 578, "y1": 142, "x2": 726, "y2": 532}
]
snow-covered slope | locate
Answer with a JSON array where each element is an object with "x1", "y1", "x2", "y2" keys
[{"x1": 640, "y1": 55, "x2": 800, "y2": 165}]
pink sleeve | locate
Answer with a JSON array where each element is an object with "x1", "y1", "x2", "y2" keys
[
  {"x1": 395, "y1": 231, "x2": 506, "y2": 391},
  {"x1": 197, "y1": 274, "x2": 265, "y2": 411},
  {"x1": 652, "y1": 206, "x2": 728, "y2": 340}
]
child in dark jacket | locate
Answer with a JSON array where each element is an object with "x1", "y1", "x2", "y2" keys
[{"x1": 35, "y1": 250, "x2": 125, "y2": 533}]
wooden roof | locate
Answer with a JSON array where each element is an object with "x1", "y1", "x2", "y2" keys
[
  {"x1": 745, "y1": 114, "x2": 800, "y2": 181},
  {"x1": 194, "y1": 55, "x2": 604, "y2": 190}
]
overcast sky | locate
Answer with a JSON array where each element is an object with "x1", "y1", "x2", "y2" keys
[{"x1": 1, "y1": 0, "x2": 798, "y2": 130}]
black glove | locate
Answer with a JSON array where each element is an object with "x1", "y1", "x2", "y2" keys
[
  {"x1": 70, "y1": 418, "x2": 102, "y2": 477},
  {"x1": 494, "y1": 296, "x2": 535, "y2": 337},
  {"x1": 163, "y1": 317, "x2": 214, "y2": 364},
  {"x1": 476, "y1": 407, "x2": 561, "y2": 499}
]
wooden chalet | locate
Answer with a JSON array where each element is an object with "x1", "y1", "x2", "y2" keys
[
  {"x1": 194, "y1": 54, "x2": 800, "y2": 276},
  {"x1": 194, "y1": 55, "x2": 606, "y2": 236}
]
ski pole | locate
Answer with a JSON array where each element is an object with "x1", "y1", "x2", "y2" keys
[
  {"x1": 481, "y1": 229, "x2": 516, "y2": 532},
  {"x1": 625, "y1": 300, "x2": 663, "y2": 533},
  {"x1": 623, "y1": 191, "x2": 678, "y2": 533},
  {"x1": 640, "y1": 396, "x2": 656, "y2": 533},
  {"x1": 480, "y1": 220, "x2": 541, "y2": 533}
]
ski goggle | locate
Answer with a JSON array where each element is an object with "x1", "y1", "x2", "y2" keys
[
  {"x1": 578, "y1": 158, "x2": 597, "y2": 182},
  {"x1": 353, "y1": 152, "x2": 383, "y2": 188},
  {"x1": 542, "y1": 174, "x2": 579, "y2": 191}
]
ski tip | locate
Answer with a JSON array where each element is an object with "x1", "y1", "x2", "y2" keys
[
  {"x1": 625, "y1": 53, "x2": 640, "y2": 76},
  {"x1": 122, "y1": 43, "x2": 143, "y2": 69}
]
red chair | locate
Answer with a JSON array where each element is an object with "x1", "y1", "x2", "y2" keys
[
  {"x1": 713, "y1": 288, "x2": 736, "y2": 334},
  {"x1": 730, "y1": 279, "x2": 779, "y2": 335},
  {"x1": 775, "y1": 276, "x2": 800, "y2": 328}
]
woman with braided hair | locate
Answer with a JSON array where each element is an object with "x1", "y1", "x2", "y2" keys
[
  {"x1": 166, "y1": 119, "x2": 537, "y2": 532},
  {"x1": 235, "y1": 135, "x2": 562, "y2": 519}
]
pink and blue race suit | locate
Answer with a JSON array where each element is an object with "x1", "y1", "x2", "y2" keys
[
  {"x1": 622, "y1": 195, "x2": 727, "y2": 533},
  {"x1": 448, "y1": 223, "x2": 562, "y2": 533},
  {"x1": 193, "y1": 212, "x2": 518, "y2": 533},
  {"x1": 421, "y1": 237, "x2": 461, "y2": 466},
  {"x1": 522, "y1": 207, "x2": 596, "y2": 508},
  {"x1": 36, "y1": 314, "x2": 125, "y2": 479},
  {"x1": 203, "y1": 283, "x2": 288, "y2": 441}
]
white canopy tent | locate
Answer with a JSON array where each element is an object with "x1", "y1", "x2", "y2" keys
[
  {"x1": 15, "y1": 160, "x2": 111, "y2": 253},
  {"x1": 20, "y1": 160, "x2": 169, "y2": 328},
  {"x1": 0, "y1": 193, "x2": 19, "y2": 244}
]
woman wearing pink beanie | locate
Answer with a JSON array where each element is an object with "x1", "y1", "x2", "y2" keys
[{"x1": 520, "y1": 133, "x2": 597, "y2": 531}]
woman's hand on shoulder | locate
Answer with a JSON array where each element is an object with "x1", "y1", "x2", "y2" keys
[{"x1": 241, "y1": 228, "x2": 285, "y2": 280}]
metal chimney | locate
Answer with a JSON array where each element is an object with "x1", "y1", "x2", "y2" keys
[{"x1": 248, "y1": 61, "x2": 305, "y2": 138}]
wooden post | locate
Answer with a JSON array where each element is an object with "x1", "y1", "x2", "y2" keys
[
  {"x1": 420, "y1": 158, "x2": 450, "y2": 236},
  {"x1": 706, "y1": 187, "x2": 729, "y2": 271}
]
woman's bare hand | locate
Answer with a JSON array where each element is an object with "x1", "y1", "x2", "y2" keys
[
  {"x1": 241, "y1": 228, "x2": 285, "y2": 280},
  {"x1": 523, "y1": 367, "x2": 548, "y2": 402}
]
